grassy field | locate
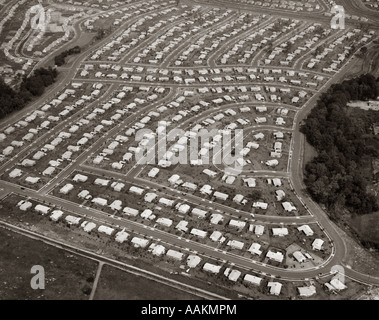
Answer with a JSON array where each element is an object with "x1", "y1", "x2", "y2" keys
[
  {"x1": 344, "y1": 43, "x2": 379, "y2": 80},
  {"x1": 0, "y1": 226, "x2": 97, "y2": 300},
  {"x1": 350, "y1": 212, "x2": 379, "y2": 246},
  {"x1": 302, "y1": 136, "x2": 318, "y2": 171},
  {"x1": 94, "y1": 264, "x2": 202, "y2": 300}
]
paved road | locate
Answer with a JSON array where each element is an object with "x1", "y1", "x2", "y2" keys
[
  {"x1": 0, "y1": 1, "x2": 378, "y2": 288},
  {"x1": 79, "y1": 163, "x2": 312, "y2": 225},
  {"x1": 191, "y1": 0, "x2": 379, "y2": 27},
  {"x1": 287, "y1": 50, "x2": 379, "y2": 284},
  {"x1": 0, "y1": 84, "x2": 117, "y2": 174},
  {"x1": 0, "y1": 180, "x2": 346, "y2": 281},
  {"x1": 36, "y1": 88, "x2": 177, "y2": 196},
  {"x1": 0, "y1": 0, "x2": 18, "y2": 21},
  {"x1": 0, "y1": 2, "x2": 176, "y2": 130},
  {"x1": 0, "y1": 220, "x2": 228, "y2": 300},
  {"x1": 336, "y1": 0, "x2": 379, "y2": 22}
]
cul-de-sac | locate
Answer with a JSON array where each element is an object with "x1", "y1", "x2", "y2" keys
[{"x1": 0, "y1": 0, "x2": 378, "y2": 301}]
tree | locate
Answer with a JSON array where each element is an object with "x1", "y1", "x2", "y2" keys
[
  {"x1": 302, "y1": 73, "x2": 379, "y2": 216},
  {"x1": 0, "y1": 67, "x2": 58, "y2": 120}
]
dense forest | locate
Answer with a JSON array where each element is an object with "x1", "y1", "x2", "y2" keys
[
  {"x1": 301, "y1": 73, "x2": 379, "y2": 218},
  {"x1": 0, "y1": 67, "x2": 58, "y2": 119},
  {"x1": 54, "y1": 45, "x2": 81, "y2": 66}
]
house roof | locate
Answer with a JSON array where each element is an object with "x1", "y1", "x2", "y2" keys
[
  {"x1": 272, "y1": 227, "x2": 289, "y2": 236},
  {"x1": 244, "y1": 274, "x2": 262, "y2": 286},
  {"x1": 98, "y1": 225, "x2": 114, "y2": 235},
  {"x1": 312, "y1": 238, "x2": 324, "y2": 250},
  {"x1": 330, "y1": 278, "x2": 347, "y2": 291},
  {"x1": 187, "y1": 255, "x2": 201, "y2": 268},
  {"x1": 227, "y1": 240, "x2": 244, "y2": 250},
  {"x1": 248, "y1": 243, "x2": 262, "y2": 255},
  {"x1": 293, "y1": 251, "x2": 307, "y2": 263},
  {"x1": 298, "y1": 285, "x2": 316, "y2": 297},
  {"x1": 203, "y1": 263, "x2": 221, "y2": 274},
  {"x1": 266, "y1": 250, "x2": 284, "y2": 262},
  {"x1": 268, "y1": 282, "x2": 282, "y2": 295},
  {"x1": 131, "y1": 237, "x2": 149, "y2": 248},
  {"x1": 297, "y1": 224, "x2": 314, "y2": 236},
  {"x1": 166, "y1": 249, "x2": 184, "y2": 261},
  {"x1": 115, "y1": 230, "x2": 129, "y2": 243},
  {"x1": 282, "y1": 201, "x2": 296, "y2": 212}
]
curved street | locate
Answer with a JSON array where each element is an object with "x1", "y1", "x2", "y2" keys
[{"x1": 0, "y1": 0, "x2": 378, "y2": 297}]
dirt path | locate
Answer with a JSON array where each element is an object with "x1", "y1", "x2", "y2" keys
[{"x1": 89, "y1": 261, "x2": 104, "y2": 300}]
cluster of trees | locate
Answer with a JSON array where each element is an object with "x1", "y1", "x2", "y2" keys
[
  {"x1": 54, "y1": 45, "x2": 81, "y2": 66},
  {"x1": 301, "y1": 74, "x2": 379, "y2": 217},
  {"x1": 0, "y1": 67, "x2": 58, "y2": 119},
  {"x1": 20, "y1": 67, "x2": 58, "y2": 96},
  {"x1": 95, "y1": 28, "x2": 107, "y2": 41}
]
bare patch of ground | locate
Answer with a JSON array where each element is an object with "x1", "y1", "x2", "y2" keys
[
  {"x1": 0, "y1": 227, "x2": 97, "y2": 300},
  {"x1": 94, "y1": 264, "x2": 202, "y2": 300},
  {"x1": 339, "y1": 225, "x2": 379, "y2": 277}
]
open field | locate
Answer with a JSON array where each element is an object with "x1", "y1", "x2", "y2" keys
[
  {"x1": 0, "y1": 226, "x2": 97, "y2": 300},
  {"x1": 344, "y1": 43, "x2": 379, "y2": 79},
  {"x1": 302, "y1": 137, "x2": 318, "y2": 169},
  {"x1": 94, "y1": 264, "x2": 201, "y2": 300},
  {"x1": 350, "y1": 212, "x2": 379, "y2": 246}
]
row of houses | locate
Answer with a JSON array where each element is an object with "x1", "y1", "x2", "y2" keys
[
  {"x1": 132, "y1": 8, "x2": 232, "y2": 65},
  {"x1": 305, "y1": 28, "x2": 364, "y2": 73},
  {"x1": 66, "y1": 173, "x2": 311, "y2": 248},
  {"x1": 16, "y1": 197, "x2": 328, "y2": 287},
  {"x1": 18, "y1": 198, "x2": 338, "y2": 297},
  {"x1": 21, "y1": 84, "x2": 160, "y2": 179},
  {"x1": 175, "y1": 12, "x2": 256, "y2": 66},
  {"x1": 1, "y1": 82, "x2": 104, "y2": 160},
  {"x1": 89, "y1": 4, "x2": 200, "y2": 62},
  {"x1": 151, "y1": 170, "x2": 293, "y2": 211},
  {"x1": 86, "y1": 62, "x2": 324, "y2": 86}
]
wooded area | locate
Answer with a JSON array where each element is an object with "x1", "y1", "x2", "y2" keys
[
  {"x1": 0, "y1": 67, "x2": 58, "y2": 119},
  {"x1": 54, "y1": 45, "x2": 81, "y2": 66},
  {"x1": 301, "y1": 73, "x2": 379, "y2": 218}
]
